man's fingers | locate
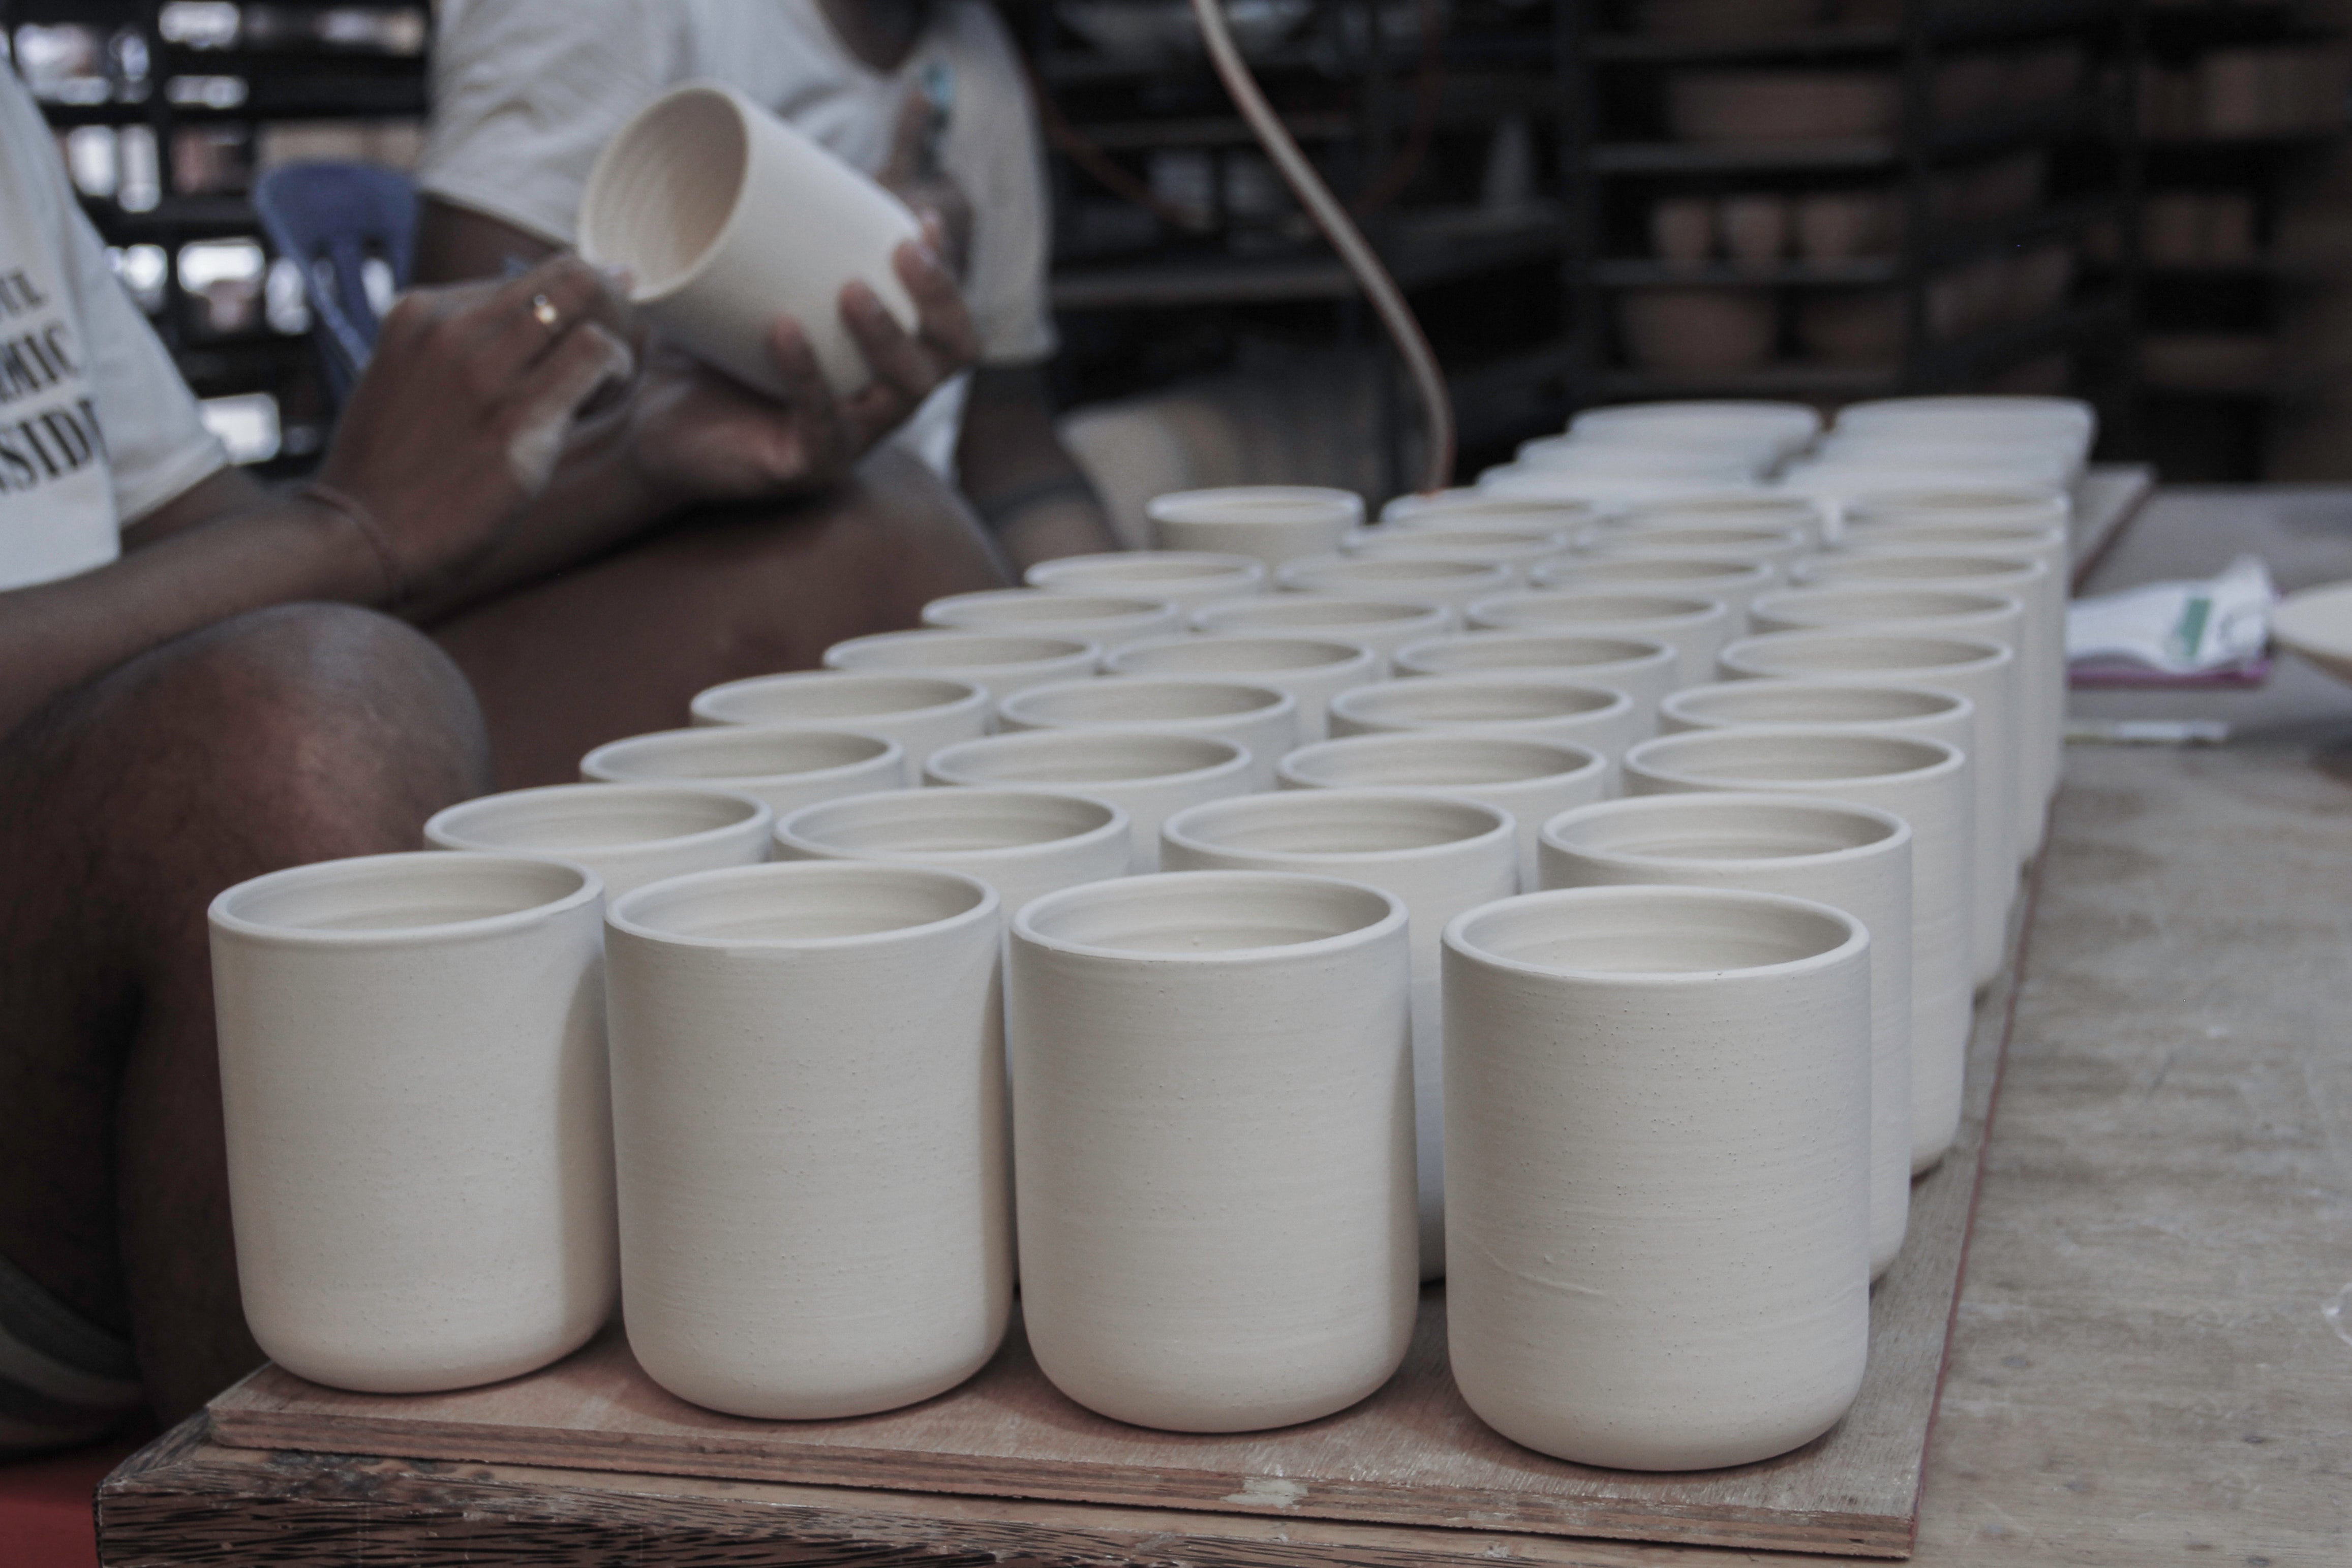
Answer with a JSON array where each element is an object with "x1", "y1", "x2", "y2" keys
[
  {"x1": 761, "y1": 318, "x2": 852, "y2": 481},
  {"x1": 893, "y1": 241, "x2": 980, "y2": 368},
  {"x1": 469, "y1": 254, "x2": 632, "y2": 384},
  {"x1": 840, "y1": 281, "x2": 939, "y2": 416},
  {"x1": 504, "y1": 321, "x2": 636, "y2": 493}
]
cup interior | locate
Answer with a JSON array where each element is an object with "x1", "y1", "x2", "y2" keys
[
  {"x1": 698, "y1": 673, "x2": 975, "y2": 722},
  {"x1": 784, "y1": 789, "x2": 1115, "y2": 854},
  {"x1": 1487, "y1": 592, "x2": 1715, "y2": 624},
  {"x1": 618, "y1": 862, "x2": 985, "y2": 942},
  {"x1": 1549, "y1": 556, "x2": 1763, "y2": 586},
  {"x1": 1039, "y1": 556, "x2": 1257, "y2": 588},
  {"x1": 1546, "y1": 794, "x2": 1900, "y2": 863},
  {"x1": 1022, "y1": 871, "x2": 1393, "y2": 955},
  {"x1": 1401, "y1": 633, "x2": 1665, "y2": 675},
  {"x1": 1453, "y1": 887, "x2": 1855, "y2": 976},
  {"x1": 592, "y1": 728, "x2": 892, "y2": 781},
  {"x1": 1285, "y1": 733, "x2": 1602, "y2": 787},
  {"x1": 1595, "y1": 525, "x2": 1798, "y2": 551},
  {"x1": 836, "y1": 632, "x2": 1090, "y2": 671},
  {"x1": 1804, "y1": 554, "x2": 2034, "y2": 585},
  {"x1": 933, "y1": 730, "x2": 1243, "y2": 785},
  {"x1": 1668, "y1": 682, "x2": 1962, "y2": 727},
  {"x1": 1299, "y1": 557, "x2": 1500, "y2": 586},
  {"x1": 431, "y1": 784, "x2": 760, "y2": 851},
  {"x1": 1345, "y1": 680, "x2": 1623, "y2": 724},
  {"x1": 1357, "y1": 526, "x2": 1562, "y2": 552},
  {"x1": 1731, "y1": 632, "x2": 2001, "y2": 674},
  {"x1": 1117, "y1": 636, "x2": 1360, "y2": 675},
  {"x1": 1148, "y1": 487, "x2": 1359, "y2": 525},
  {"x1": 579, "y1": 86, "x2": 745, "y2": 297},
  {"x1": 222, "y1": 854, "x2": 588, "y2": 934},
  {"x1": 1013, "y1": 679, "x2": 1281, "y2": 724},
  {"x1": 939, "y1": 592, "x2": 1166, "y2": 626},
  {"x1": 1636, "y1": 729, "x2": 1948, "y2": 784},
  {"x1": 1202, "y1": 597, "x2": 1435, "y2": 632},
  {"x1": 1760, "y1": 588, "x2": 2011, "y2": 624},
  {"x1": 1170, "y1": 790, "x2": 1504, "y2": 856}
]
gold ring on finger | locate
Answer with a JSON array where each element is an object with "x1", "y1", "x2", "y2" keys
[{"x1": 530, "y1": 292, "x2": 561, "y2": 334}]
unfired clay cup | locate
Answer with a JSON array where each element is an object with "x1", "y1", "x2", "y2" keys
[
  {"x1": 685, "y1": 670, "x2": 988, "y2": 770},
  {"x1": 1107, "y1": 633, "x2": 1377, "y2": 743},
  {"x1": 1025, "y1": 550, "x2": 1267, "y2": 612},
  {"x1": 1467, "y1": 590, "x2": 1732, "y2": 687},
  {"x1": 1278, "y1": 733, "x2": 1609, "y2": 889},
  {"x1": 1161, "y1": 791, "x2": 1520, "y2": 1282},
  {"x1": 581, "y1": 726, "x2": 908, "y2": 817},
  {"x1": 1010, "y1": 871, "x2": 1415, "y2": 1432},
  {"x1": 1721, "y1": 630, "x2": 2019, "y2": 973},
  {"x1": 1570, "y1": 399, "x2": 1821, "y2": 459},
  {"x1": 1664, "y1": 678, "x2": 1975, "y2": 759},
  {"x1": 1381, "y1": 490, "x2": 1601, "y2": 534},
  {"x1": 1609, "y1": 491, "x2": 1831, "y2": 549},
  {"x1": 921, "y1": 589, "x2": 1182, "y2": 652},
  {"x1": 1535, "y1": 553, "x2": 1777, "y2": 626},
  {"x1": 822, "y1": 630, "x2": 1101, "y2": 708},
  {"x1": 1277, "y1": 552, "x2": 1515, "y2": 614},
  {"x1": 578, "y1": 81, "x2": 921, "y2": 401},
  {"x1": 208, "y1": 853, "x2": 613, "y2": 1393},
  {"x1": 1444, "y1": 885, "x2": 1871, "y2": 1470},
  {"x1": 1145, "y1": 486, "x2": 1364, "y2": 569},
  {"x1": 998, "y1": 677, "x2": 1298, "y2": 790},
  {"x1": 425, "y1": 783, "x2": 772, "y2": 900},
  {"x1": 1392, "y1": 632, "x2": 1676, "y2": 735},
  {"x1": 1331, "y1": 677, "x2": 1639, "y2": 786},
  {"x1": 1574, "y1": 520, "x2": 1809, "y2": 576},
  {"x1": 1626, "y1": 727, "x2": 1972, "y2": 1171},
  {"x1": 1342, "y1": 525, "x2": 1570, "y2": 585},
  {"x1": 1538, "y1": 794, "x2": 1914, "y2": 1279},
  {"x1": 925, "y1": 729, "x2": 1253, "y2": 872},
  {"x1": 772, "y1": 788, "x2": 1131, "y2": 918},
  {"x1": 1189, "y1": 593, "x2": 1454, "y2": 671},
  {"x1": 605, "y1": 862, "x2": 1006, "y2": 1419}
]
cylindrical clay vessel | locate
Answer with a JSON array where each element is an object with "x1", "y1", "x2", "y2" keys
[
  {"x1": 1539, "y1": 794, "x2": 1914, "y2": 1279},
  {"x1": 209, "y1": 853, "x2": 614, "y2": 1392},
  {"x1": 1392, "y1": 632, "x2": 1677, "y2": 735},
  {"x1": 684, "y1": 671, "x2": 989, "y2": 770},
  {"x1": 1444, "y1": 885, "x2": 1872, "y2": 1470},
  {"x1": 1010, "y1": 871, "x2": 1416, "y2": 1432},
  {"x1": 771, "y1": 788, "x2": 1131, "y2": 918},
  {"x1": 579, "y1": 726, "x2": 907, "y2": 818},
  {"x1": 1145, "y1": 485, "x2": 1364, "y2": 568},
  {"x1": 1160, "y1": 791, "x2": 1519, "y2": 1281},
  {"x1": 1189, "y1": 593, "x2": 1454, "y2": 670},
  {"x1": 999, "y1": 677, "x2": 1298, "y2": 790},
  {"x1": 424, "y1": 783, "x2": 772, "y2": 900},
  {"x1": 1329, "y1": 676, "x2": 1639, "y2": 785},
  {"x1": 821, "y1": 630, "x2": 1101, "y2": 708},
  {"x1": 1108, "y1": 633, "x2": 1378, "y2": 743},
  {"x1": 925, "y1": 728, "x2": 1253, "y2": 871},
  {"x1": 1626, "y1": 727, "x2": 1972, "y2": 1171},
  {"x1": 605, "y1": 862, "x2": 1008, "y2": 1419}
]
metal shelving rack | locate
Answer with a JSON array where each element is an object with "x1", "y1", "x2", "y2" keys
[
  {"x1": 10, "y1": 0, "x2": 427, "y2": 471},
  {"x1": 1555, "y1": 0, "x2": 2144, "y2": 433}
]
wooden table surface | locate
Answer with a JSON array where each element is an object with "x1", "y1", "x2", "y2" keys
[{"x1": 97, "y1": 482, "x2": 2352, "y2": 1567}]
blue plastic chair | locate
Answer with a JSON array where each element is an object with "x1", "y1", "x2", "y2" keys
[{"x1": 252, "y1": 162, "x2": 419, "y2": 410}]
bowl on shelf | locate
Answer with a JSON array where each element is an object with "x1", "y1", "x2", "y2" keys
[
  {"x1": 1617, "y1": 288, "x2": 1777, "y2": 376},
  {"x1": 1666, "y1": 70, "x2": 1900, "y2": 143},
  {"x1": 1795, "y1": 289, "x2": 1904, "y2": 367},
  {"x1": 1794, "y1": 190, "x2": 1899, "y2": 262}
]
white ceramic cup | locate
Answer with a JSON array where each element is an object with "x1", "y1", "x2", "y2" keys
[
  {"x1": 579, "y1": 81, "x2": 920, "y2": 400},
  {"x1": 1794, "y1": 550, "x2": 2058, "y2": 825},
  {"x1": 1010, "y1": 871, "x2": 1416, "y2": 1432},
  {"x1": 208, "y1": 853, "x2": 613, "y2": 1393},
  {"x1": 925, "y1": 729, "x2": 1253, "y2": 871},
  {"x1": 920, "y1": 589, "x2": 1182, "y2": 652},
  {"x1": 425, "y1": 783, "x2": 772, "y2": 901},
  {"x1": 1840, "y1": 485, "x2": 2070, "y2": 536},
  {"x1": 1381, "y1": 489, "x2": 1602, "y2": 533},
  {"x1": 1538, "y1": 794, "x2": 1914, "y2": 1279},
  {"x1": 605, "y1": 862, "x2": 1007, "y2": 1419},
  {"x1": 1606, "y1": 491, "x2": 1832, "y2": 549},
  {"x1": 772, "y1": 788, "x2": 1131, "y2": 919},
  {"x1": 822, "y1": 630, "x2": 1101, "y2": 708},
  {"x1": 1276, "y1": 552, "x2": 1516, "y2": 614},
  {"x1": 1467, "y1": 591, "x2": 1732, "y2": 687},
  {"x1": 1721, "y1": 630, "x2": 2019, "y2": 977},
  {"x1": 1570, "y1": 399, "x2": 1822, "y2": 458},
  {"x1": 1145, "y1": 486, "x2": 1365, "y2": 568},
  {"x1": 1342, "y1": 525, "x2": 1569, "y2": 584},
  {"x1": 1108, "y1": 633, "x2": 1377, "y2": 743},
  {"x1": 1576, "y1": 520, "x2": 1809, "y2": 576},
  {"x1": 998, "y1": 676, "x2": 1298, "y2": 790},
  {"x1": 1189, "y1": 593, "x2": 1455, "y2": 671},
  {"x1": 1161, "y1": 791, "x2": 1519, "y2": 1282},
  {"x1": 1665, "y1": 677, "x2": 1976, "y2": 760},
  {"x1": 1444, "y1": 885, "x2": 1871, "y2": 1470},
  {"x1": 1329, "y1": 676, "x2": 1639, "y2": 786},
  {"x1": 1391, "y1": 631, "x2": 1675, "y2": 736},
  {"x1": 685, "y1": 671, "x2": 988, "y2": 771},
  {"x1": 1535, "y1": 553, "x2": 1776, "y2": 625},
  {"x1": 581, "y1": 726, "x2": 908, "y2": 817},
  {"x1": 1025, "y1": 550, "x2": 1267, "y2": 612},
  {"x1": 1278, "y1": 732, "x2": 1609, "y2": 889},
  {"x1": 1626, "y1": 727, "x2": 1972, "y2": 1171}
]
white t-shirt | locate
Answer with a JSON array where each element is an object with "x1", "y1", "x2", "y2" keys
[
  {"x1": 0, "y1": 71, "x2": 226, "y2": 590},
  {"x1": 418, "y1": 0, "x2": 1057, "y2": 478}
]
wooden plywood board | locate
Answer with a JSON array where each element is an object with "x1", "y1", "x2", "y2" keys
[{"x1": 205, "y1": 884, "x2": 2034, "y2": 1560}]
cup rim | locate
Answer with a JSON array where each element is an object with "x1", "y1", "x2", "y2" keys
[
  {"x1": 1538, "y1": 790, "x2": 1911, "y2": 874},
  {"x1": 424, "y1": 782, "x2": 772, "y2": 857},
  {"x1": 1798, "y1": 551, "x2": 2046, "y2": 587},
  {"x1": 1627, "y1": 725, "x2": 1965, "y2": 789},
  {"x1": 1026, "y1": 550, "x2": 1267, "y2": 589},
  {"x1": 607, "y1": 858, "x2": 999, "y2": 950},
  {"x1": 1278, "y1": 732, "x2": 1607, "y2": 789},
  {"x1": 1720, "y1": 630, "x2": 2012, "y2": 679},
  {"x1": 1163, "y1": 787, "x2": 1515, "y2": 866},
  {"x1": 1108, "y1": 632, "x2": 1377, "y2": 678},
  {"x1": 209, "y1": 850, "x2": 599, "y2": 947},
  {"x1": 927, "y1": 726, "x2": 1253, "y2": 788},
  {"x1": 1444, "y1": 884, "x2": 1869, "y2": 986},
  {"x1": 823, "y1": 629, "x2": 1101, "y2": 672},
  {"x1": 1190, "y1": 594, "x2": 1450, "y2": 632},
  {"x1": 1394, "y1": 631, "x2": 1676, "y2": 679},
  {"x1": 1333, "y1": 675, "x2": 1635, "y2": 729},
  {"x1": 1013, "y1": 868, "x2": 1406, "y2": 965},
  {"x1": 1469, "y1": 589, "x2": 1729, "y2": 628},
  {"x1": 925, "y1": 589, "x2": 1177, "y2": 628},
  {"x1": 687, "y1": 670, "x2": 987, "y2": 727},
  {"x1": 580, "y1": 82, "x2": 756, "y2": 308},
  {"x1": 1662, "y1": 678, "x2": 1972, "y2": 729},
  {"x1": 1001, "y1": 675, "x2": 1296, "y2": 728},
  {"x1": 583, "y1": 726, "x2": 905, "y2": 785},
  {"x1": 773, "y1": 786, "x2": 1128, "y2": 864},
  {"x1": 1752, "y1": 586, "x2": 2024, "y2": 626},
  {"x1": 1144, "y1": 485, "x2": 1364, "y2": 525}
]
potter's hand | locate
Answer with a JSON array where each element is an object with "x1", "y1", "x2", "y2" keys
[
  {"x1": 625, "y1": 225, "x2": 979, "y2": 502},
  {"x1": 314, "y1": 254, "x2": 634, "y2": 600},
  {"x1": 879, "y1": 84, "x2": 973, "y2": 280}
]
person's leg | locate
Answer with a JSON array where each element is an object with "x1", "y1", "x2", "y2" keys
[
  {"x1": 0, "y1": 604, "x2": 490, "y2": 1432},
  {"x1": 429, "y1": 446, "x2": 1011, "y2": 789}
]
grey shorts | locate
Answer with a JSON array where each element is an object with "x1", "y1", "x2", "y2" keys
[{"x1": 0, "y1": 1251, "x2": 144, "y2": 1454}]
